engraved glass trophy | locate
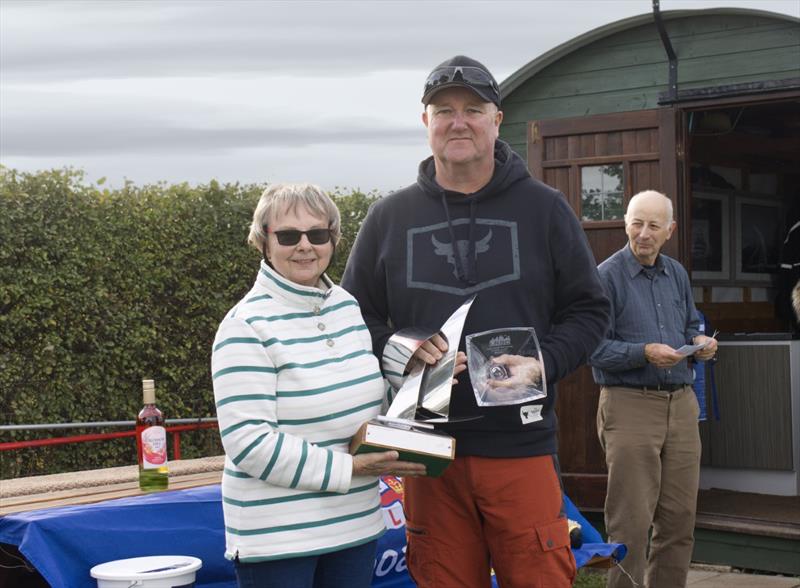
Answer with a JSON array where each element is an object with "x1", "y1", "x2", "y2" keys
[{"x1": 465, "y1": 327, "x2": 547, "y2": 407}]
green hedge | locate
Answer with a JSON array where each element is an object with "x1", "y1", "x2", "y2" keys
[{"x1": 0, "y1": 167, "x2": 376, "y2": 478}]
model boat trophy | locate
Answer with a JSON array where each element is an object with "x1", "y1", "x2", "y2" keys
[{"x1": 351, "y1": 295, "x2": 546, "y2": 477}]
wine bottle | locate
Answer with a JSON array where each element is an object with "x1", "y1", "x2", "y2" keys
[{"x1": 136, "y1": 379, "x2": 169, "y2": 491}]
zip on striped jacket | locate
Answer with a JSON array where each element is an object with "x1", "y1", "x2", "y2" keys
[{"x1": 211, "y1": 261, "x2": 390, "y2": 562}]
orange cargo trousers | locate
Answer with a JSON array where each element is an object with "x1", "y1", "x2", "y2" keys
[{"x1": 403, "y1": 454, "x2": 576, "y2": 588}]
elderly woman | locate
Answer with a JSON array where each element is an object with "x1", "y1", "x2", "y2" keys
[{"x1": 212, "y1": 183, "x2": 424, "y2": 588}]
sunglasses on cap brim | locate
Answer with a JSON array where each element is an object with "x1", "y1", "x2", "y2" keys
[
  {"x1": 424, "y1": 65, "x2": 499, "y2": 97},
  {"x1": 264, "y1": 225, "x2": 333, "y2": 246}
]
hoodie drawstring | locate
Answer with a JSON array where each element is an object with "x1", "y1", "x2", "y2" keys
[
  {"x1": 441, "y1": 192, "x2": 465, "y2": 283},
  {"x1": 467, "y1": 199, "x2": 478, "y2": 285},
  {"x1": 440, "y1": 191, "x2": 479, "y2": 286}
]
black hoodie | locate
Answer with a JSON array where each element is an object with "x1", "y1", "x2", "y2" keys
[{"x1": 342, "y1": 140, "x2": 610, "y2": 457}]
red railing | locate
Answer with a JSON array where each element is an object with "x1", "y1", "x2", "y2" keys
[{"x1": 0, "y1": 420, "x2": 218, "y2": 461}]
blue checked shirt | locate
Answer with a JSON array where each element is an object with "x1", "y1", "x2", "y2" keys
[{"x1": 590, "y1": 245, "x2": 701, "y2": 388}]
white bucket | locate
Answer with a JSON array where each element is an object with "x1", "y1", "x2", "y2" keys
[{"x1": 90, "y1": 555, "x2": 202, "y2": 588}]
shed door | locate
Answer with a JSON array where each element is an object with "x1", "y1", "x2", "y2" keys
[{"x1": 528, "y1": 108, "x2": 681, "y2": 508}]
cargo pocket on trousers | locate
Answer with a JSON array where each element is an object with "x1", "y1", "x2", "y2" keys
[
  {"x1": 534, "y1": 517, "x2": 576, "y2": 586},
  {"x1": 405, "y1": 523, "x2": 440, "y2": 587},
  {"x1": 491, "y1": 517, "x2": 576, "y2": 587}
]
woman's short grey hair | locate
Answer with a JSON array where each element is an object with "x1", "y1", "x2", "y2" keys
[{"x1": 248, "y1": 183, "x2": 341, "y2": 251}]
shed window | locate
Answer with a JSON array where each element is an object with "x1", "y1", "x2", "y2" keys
[{"x1": 581, "y1": 164, "x2": 624, "y2": 221}]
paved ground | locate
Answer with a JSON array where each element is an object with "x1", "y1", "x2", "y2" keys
[
  {"x1": 687, "y1": 566, "x2": 800, "y2": 587},
  {"x1": 583, "y1": 565, "x2": 800, "y2": 587}
]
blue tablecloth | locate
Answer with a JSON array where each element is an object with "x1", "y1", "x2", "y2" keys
[{"x1": 0, "y1": 477, "x2": 624, "y2": 588}]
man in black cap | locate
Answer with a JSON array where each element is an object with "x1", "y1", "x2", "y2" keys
[{"x1": 343, "y1": 56, "x2": 609, "y2": 587}]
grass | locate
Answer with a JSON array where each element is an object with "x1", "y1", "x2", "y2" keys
[{"x1": 573, "y1": 568, "x2": 607, "y2": 588}]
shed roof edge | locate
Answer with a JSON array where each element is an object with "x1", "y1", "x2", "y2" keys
[{"x1": 499, "y1": 8, "x2": 800, "y2": 99}]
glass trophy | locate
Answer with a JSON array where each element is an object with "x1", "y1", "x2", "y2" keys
[{"x1": 465, "y1": 327, "x2": 547, "y2": 407}]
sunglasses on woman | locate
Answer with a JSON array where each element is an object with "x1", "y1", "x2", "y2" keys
[{"x1": 264, "y1": 225, "x2": 333, "y2": 246}]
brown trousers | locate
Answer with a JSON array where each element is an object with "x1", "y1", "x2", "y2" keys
[
  {"x1": 403, "y1": 455, "x2": 576, "y2": 588},
  {"x1": 597, "y1": 385, "x2": 701, "y2": 588}
]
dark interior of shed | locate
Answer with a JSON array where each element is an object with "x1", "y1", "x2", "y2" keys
[{"x1": 687, "y1": 99, "x2": 800, "y2": 334}]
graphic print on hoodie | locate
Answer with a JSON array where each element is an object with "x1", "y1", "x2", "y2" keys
[{"x1": 407, "y1": 217, "x2": 519, "y2": 295}]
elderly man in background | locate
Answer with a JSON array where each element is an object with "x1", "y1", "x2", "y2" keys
[{"x1": 590, "y1": 190, "x2": 717, "y2": 588}]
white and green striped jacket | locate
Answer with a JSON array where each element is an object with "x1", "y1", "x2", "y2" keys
[{"x1": 211, "y1": 261, "x2": 388, "y2": 563}]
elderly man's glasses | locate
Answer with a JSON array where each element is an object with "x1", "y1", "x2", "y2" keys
[
  {"x1": 265, "y1": 226, "x2": 333, "y2": 246},
  {"x1": 424, "y1": 66, "x2": 499, "y2": 95}
]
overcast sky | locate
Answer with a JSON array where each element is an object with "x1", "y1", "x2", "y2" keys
[{"x1": 2, "y1": 0, "x2": 798, "y2": 194}]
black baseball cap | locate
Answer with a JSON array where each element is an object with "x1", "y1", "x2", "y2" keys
[{"x1": 421, "y1": 55, "x2": 501, "y2": 108}]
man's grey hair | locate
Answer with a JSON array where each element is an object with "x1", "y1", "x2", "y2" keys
[
  {"x1": 248, "y1": 183, "x2": 342, "y2": 252},
  {"x1": 624, "y1": 189, "x2": 674, "y2": 224},
  {"x1": 792, "y1": 279, "x2": 800, "y2": 323}
]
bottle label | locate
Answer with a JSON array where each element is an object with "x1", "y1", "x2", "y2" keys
[{"x1": 141, "y1": 426, "x2": 168, "y2": 469}]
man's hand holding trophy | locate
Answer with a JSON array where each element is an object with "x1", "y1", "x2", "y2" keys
[{"x1": 350, "y1": 296, "x2": 547, "y2": 476}]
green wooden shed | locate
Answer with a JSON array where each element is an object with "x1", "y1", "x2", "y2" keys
[{"x1": 498, "y1": 7, "x2": 800, "y2": 574}]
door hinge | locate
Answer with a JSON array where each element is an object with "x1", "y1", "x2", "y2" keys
[{"x1": 531, "y1": 123, "x2": 541, "y2": 144}]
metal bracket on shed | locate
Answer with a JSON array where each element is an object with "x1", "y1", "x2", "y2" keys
[{"x1": 653, "y1": 0, "x2": 678, "y2": 102}]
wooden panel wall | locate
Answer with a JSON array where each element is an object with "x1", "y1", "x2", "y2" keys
[
  {"x1": 701, "y1": 344, "x2": 794, "y2": 470},
  {"x1": 500, "y1": 14, "x2": 800, "y2": 161},
  {"x1": 529, "y1": 108, "x2": 678, "y2": 262}
]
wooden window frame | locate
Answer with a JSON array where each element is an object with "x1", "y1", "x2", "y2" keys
[{"x1": 529, "y1": 109, "x2": 675, "y2": 231}]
